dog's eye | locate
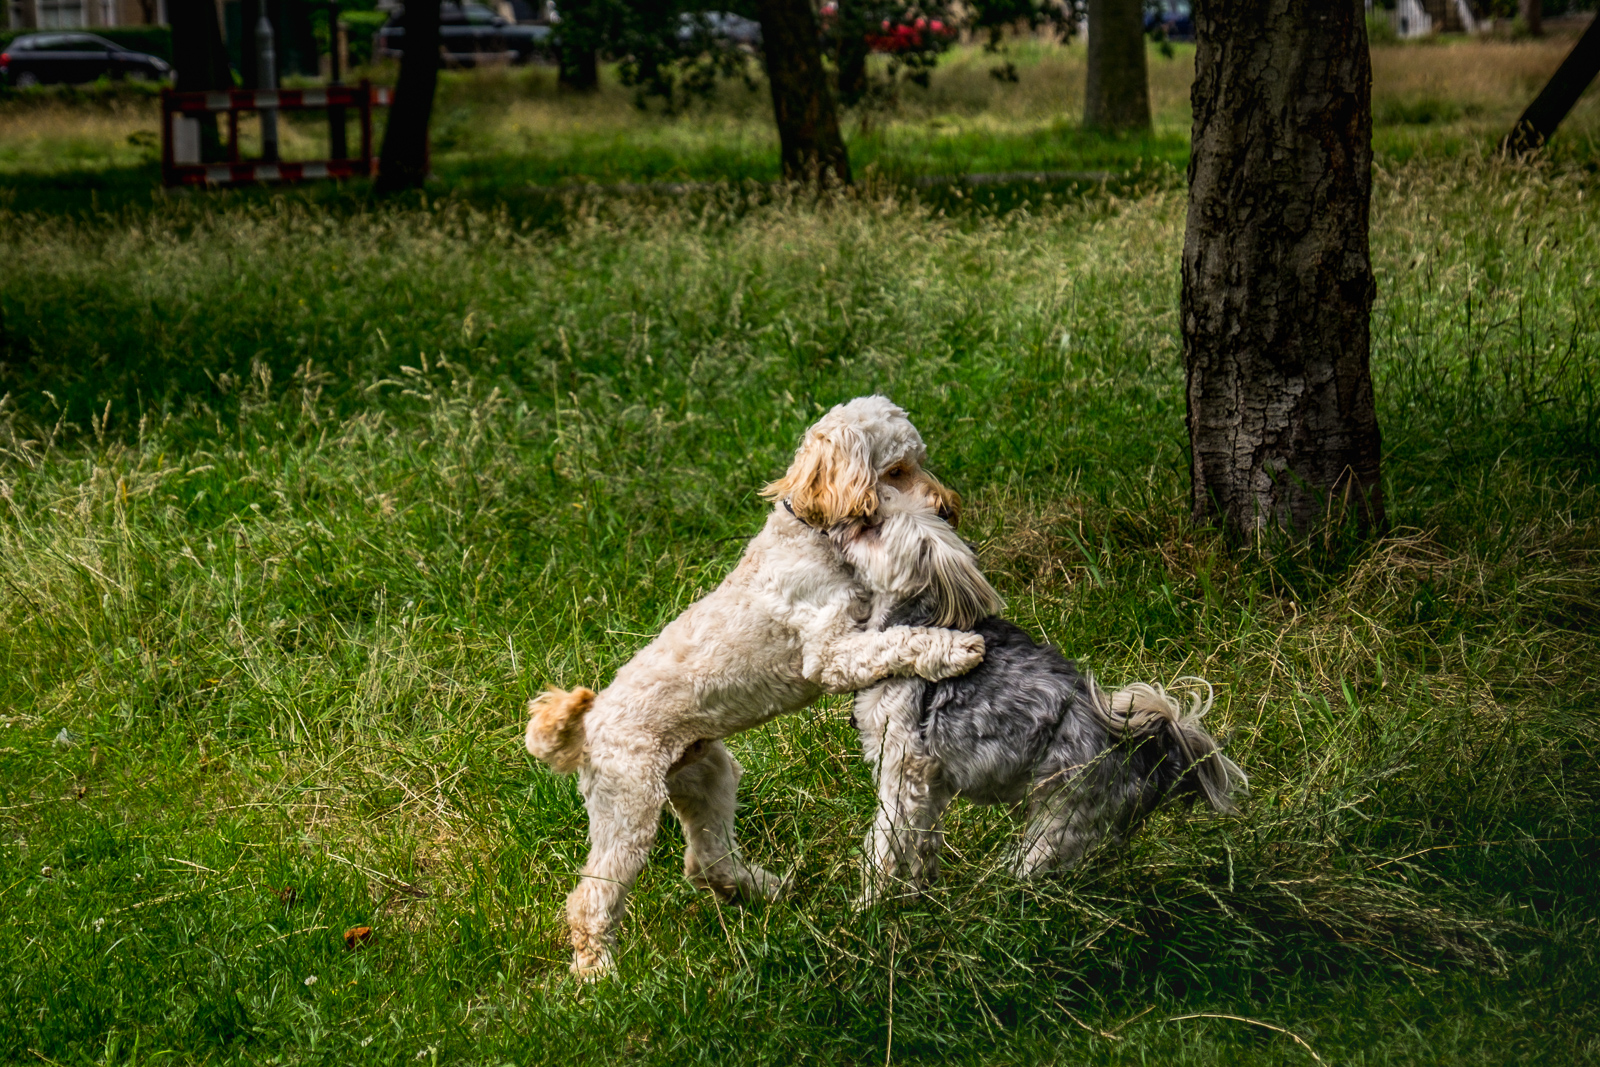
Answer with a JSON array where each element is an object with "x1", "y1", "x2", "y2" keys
[{"x1": 886, "y1": 467, "x2": 906, "y2": 480}]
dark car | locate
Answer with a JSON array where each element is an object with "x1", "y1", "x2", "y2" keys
[
  {"x1": 677, "y1": 12, "x2": 761, "y2": 49},
  {"x1": 1144, "y1": 0, "x2": 1194, "y2": 42},
  {"x1": 377, "y1": 2, "x2": 552, "y2": 66},
  {"x1": 1, "y1": 32, "x2": 171, "y2": 87}
]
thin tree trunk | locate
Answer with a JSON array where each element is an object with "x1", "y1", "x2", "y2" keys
[
  {"x1": 240, "y1": 0, "x2": 260, "y2": 88},
  {"x1": 1084, "y1": 0, "x2": 1149, "y2": 132},
  {"x1": 754, "y1": 0, "x2": 852, "y2": 185},
  {"x1": 168, "y1": 0, "x2": 233, "y2": 161},
  {"x1": 1182, "y1": 0, "x2": 1384, "y2": 540},
  {"x1": 1503, "y1": 13, "x2": 1600, "y2": 156},
  {"x1": 835, "y1": 0, "x2": 870, "y2": 107},
  {"x1": 375, "y1": 0, "x2": 441, "y2": 194},
  {"x1": 1521, "y1": 0, "x2": 1543, "y2": 36},
  {"x1": 554, "y1": 0, "x2": 601, "y2": 92},
  {"x1": 559, "y1": 47, "x2": 599, "y2": 92}
]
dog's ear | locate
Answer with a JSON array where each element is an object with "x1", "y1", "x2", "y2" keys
[
  {"x1": 762, "y1": 424, "x2": 878, "y2": 527},
  {"x1": 923, "y1": 471, "x2": 964, "y2": 530},
  {"x1": 918, "y1": 522, "x2": 1004, "y2": 629}
]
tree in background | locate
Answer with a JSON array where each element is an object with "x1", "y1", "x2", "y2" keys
[
  {"x1": 966, "y1": 0, "x2": 1080, "y2": 83},
  {"x1": 754, "y1": 0, "x2": 852, "y2": 183},
  {"x1": 552, "y1": 0, "x2": 619, "y2": 91},
  {"x1": 375, "y1": 0, "x2": 441, "y2": 193},
  {"x1": 169, "y1": 0, "x2": 234, "y2": 161},
  {"x1": 1521, "y1": 0, "x2": 1543, "y2": 36},
  {"x1": 1182, "y1": 0, "x2": 1384, "y2": 540},
  {"x1": 827, "y1": 1, "x2": 954, "y2": 107},
  {"x1": 1084, "y1": 0, "x2": 1149, "y2": 131}
]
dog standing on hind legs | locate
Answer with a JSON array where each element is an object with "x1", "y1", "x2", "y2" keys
[
  {"x1": 829, "y1": 489, "x2": 1249, "y2": 903},
  {"x1": 524, "y1": 397, "x2": 986, "y2": 976}
]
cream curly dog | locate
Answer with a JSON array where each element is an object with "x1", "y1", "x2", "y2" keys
[{"x1": 525, "y1": 396, "x2": 984, "y2": 976}]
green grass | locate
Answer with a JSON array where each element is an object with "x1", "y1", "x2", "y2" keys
[
  {"x1": 1, "y1": 152, "x2": 1597, "y2": 1064},
  {"x1": 1, "y1": 31, "x2": 1599, "y2": 1066}
]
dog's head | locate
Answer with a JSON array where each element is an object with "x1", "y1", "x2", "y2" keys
[
  {"x1": 761, "y1": 396, "x2": 963, "y2": 529},
  {"x1": 829, "y1": 488, "x2": 1004, "y2": 630}
]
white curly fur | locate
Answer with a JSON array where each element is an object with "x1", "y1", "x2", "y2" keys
[{"x1": 524, "y1": 397, "x2": 983, "y2": 977}]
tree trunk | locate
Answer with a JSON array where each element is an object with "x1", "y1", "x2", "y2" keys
[
  {"x1": 1182, "y1": 0, "x2": 1384, "y2": 541},
  {"x1": 834, "y1": 0, "x2": 871, "y2": 107},
  {"x1": 838, "y1": 32, "x2": 869, "y2": 106},
  {"x1": 754, "y1": 0, "x2": 852, "y2": 185},
  {"x1": 375, "y1": 0, "x2": 441, "y2": 194},
  {"x1": 1521, "y1": 0, "x2": 1543, "y2": 37},
  {"x1": 554, "y1": 0, "x2": 602, "y2": 92},
  {"x1": 1084, "y1": 0, "x2": 1150, "y2": 132},
  {"x1": 559, "y1": 47, "x2": 600, "y2": 91},
  {"x1": 168, "y1": 0, "x2": 233, "y2": 161},
  {"x1": 239, "y1": 0, "x2": 260, "y2": 88},
  {"x1": 1503, "y1": 13, "x2": 1600, "y2": 156}
]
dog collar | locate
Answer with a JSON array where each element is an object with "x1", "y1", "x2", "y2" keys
[{"x1": 783, "y1": 499, "x2": 815, "y2": 529}]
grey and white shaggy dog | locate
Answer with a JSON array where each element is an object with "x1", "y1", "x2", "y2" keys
[{"x1": 830, "y1": 489, "x2": 1249, "y2": 902}]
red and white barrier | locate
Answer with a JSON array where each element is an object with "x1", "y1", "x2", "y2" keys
[{"x1": 161, "y1": 80, "x2": 396, "y2": 188}]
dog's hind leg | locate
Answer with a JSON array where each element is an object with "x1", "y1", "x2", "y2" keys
[
  {"x1": 566, "y1": 759, "x2": 669, "y2": 978},
  {"x1": 1009, "y1": 771, "x2": 1112, "y2": 879},
  {"x1": 667, "y1": 740, "x2": 784, "y2": 903}
]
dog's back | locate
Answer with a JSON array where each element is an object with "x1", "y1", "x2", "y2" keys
[{"x1": 897, "y1": 613, "x2": 1242, "y2": 829}]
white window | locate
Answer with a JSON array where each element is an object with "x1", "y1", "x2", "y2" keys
[{"x1": 38, "y1": 0, "x2": 86, "y2": 27}]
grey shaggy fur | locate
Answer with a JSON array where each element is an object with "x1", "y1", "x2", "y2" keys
[{"x1": 840, "y1": 496, "x2": 1247, "y2": 900}]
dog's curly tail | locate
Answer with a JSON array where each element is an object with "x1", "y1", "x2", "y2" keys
[
  {"x1": 525, "y1": 687, "x2": 597, "y2": 774},
  {"x1": 1095, "y1": 677, "x2": 1249, "y2": 814}
]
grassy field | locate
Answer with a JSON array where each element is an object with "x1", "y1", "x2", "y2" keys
[
  {"x1": 4, "y1": 28, "x2": 1600, "y2": 204},
  {"x1": 2, "y1": 28, "x2": 1600, "y2": 1067}
]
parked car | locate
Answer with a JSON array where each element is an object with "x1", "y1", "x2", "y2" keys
[
  {"x1": 0, "y1": 33, "x2": 171, "y2": 87},
  {"x1": 1144, "y1": 0, "x2": 1194, "y2": 42},
  {"x1": 377, "y1": 2, "x2": 553, "y2": 66},
  {"x1": 677, "y1": 11, "x2": 762, "y2": 49}
]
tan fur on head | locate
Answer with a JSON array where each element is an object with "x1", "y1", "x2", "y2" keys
[
  {"x1": 923, "y1": 470, "x2": 963, "y2": 530},
  {"x1": 525, "y1": 687, "x2": 596, "y2": 774},
  {"x1": 761, "y1": 423, "x2": 879, "y2": 529}
]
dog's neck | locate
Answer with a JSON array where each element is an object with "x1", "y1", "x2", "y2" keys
[
  {"x1": 881, "y1": 593, "x2": 941, "y2": 631},
  {"x1": 781, "y1": 498, "x2": 811, "y2": 527}
]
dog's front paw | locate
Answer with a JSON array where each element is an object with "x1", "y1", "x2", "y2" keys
[
  {"x1": 570, "y1": 930, "x2": 615, "y2": 980},
  {"x1": 693, "y1": 863, "x2": 788, "y2": 904},
  {"x1": 745, "y1": 864, "x2": 789, "y2": 902},
  {"x1": 920, "y1": 633, "x2": 985, "y2": 680}
]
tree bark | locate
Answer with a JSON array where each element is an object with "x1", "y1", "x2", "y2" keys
[
  {"x1": 240, "y1": 0, "x2": 261, "y2": 88},
  {"x1": 554, "y1": 0, "x2": 602, "y2": 92},
  {"x1": 375, "y1": 0, "x2": 441, "y2": 195},
  {"x1": 1521, "y1": 0, "x2": 1543, "y2": 37},
  {"x1": 559, "y1": 47, "x2": 600, "y2": 92},
  {"x1": 1182, "y1": 0, "x2": 1384, "y2": 541},
  {"x1": 1084, "y1": 0, "x2": 1150, "y2": 132},
  {"x1": 1503, "y1": 13, "x2": 1600, "y2": 156},
  {"x1": 168, "y1": 0, "x2": 233, "y2": 161},
  {"x1": 754, "y1": 0, "x2": 852, "y2": 185},
  {"x1": 837, "y1": 31, "x2": 869, "y2": 106}
]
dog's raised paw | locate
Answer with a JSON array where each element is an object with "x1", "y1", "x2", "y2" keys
[{"x1": 925, "y1": 633, "x2": 986, "y2": 680}]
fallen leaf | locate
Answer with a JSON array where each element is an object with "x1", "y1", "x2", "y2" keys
[{"x1": 344, "y1": 926, "x2": 374, "y2": 950}]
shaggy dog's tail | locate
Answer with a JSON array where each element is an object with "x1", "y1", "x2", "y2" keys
[
  {"x1": 525, "y1": 687, "x2": 597, "y2": 774},
  {"x1": 1093, "y1": 677, "x2": 1248, "y2": 814}
]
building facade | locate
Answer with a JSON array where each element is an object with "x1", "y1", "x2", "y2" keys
[{"x1": 8, "y1": 0, "x2": 173, "y2": 32}]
